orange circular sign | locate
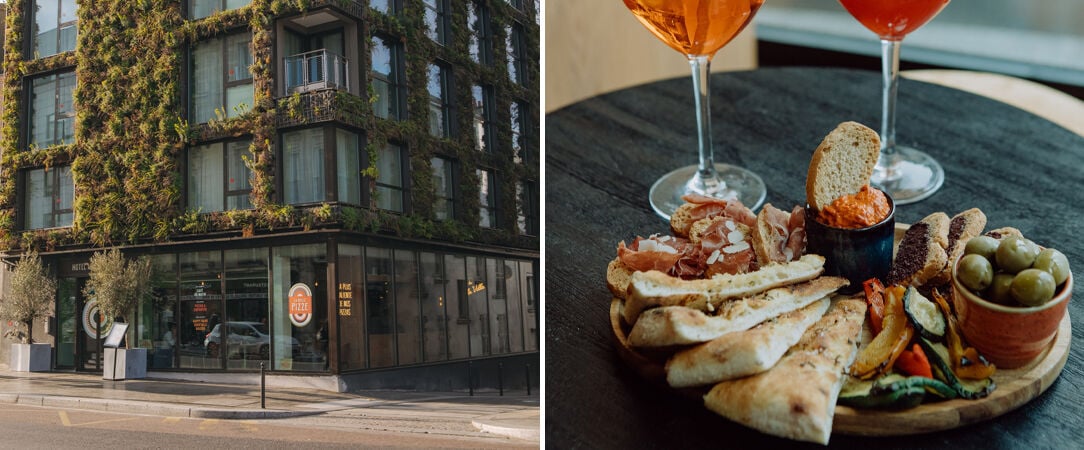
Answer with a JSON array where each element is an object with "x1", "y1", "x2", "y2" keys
[{"x1": 288, "y1": 283, "x2": 313, "y2": 327}]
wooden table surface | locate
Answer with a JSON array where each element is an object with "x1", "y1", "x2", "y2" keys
[{"x1": 545, "y1": 66, "x2": 1084, "y2": 448}]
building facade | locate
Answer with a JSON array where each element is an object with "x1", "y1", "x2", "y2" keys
[{"x1": 0, "y1": 0, "x2": 539, "y2": 392}]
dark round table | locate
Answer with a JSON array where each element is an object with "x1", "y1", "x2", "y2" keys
[{"x1": 545, "y1": 67, "x2": 1084, "y2": 448}]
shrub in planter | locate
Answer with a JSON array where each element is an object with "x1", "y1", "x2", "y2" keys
[{"x1": 0, "y1": 252, "x2": 55, "y2": 344}]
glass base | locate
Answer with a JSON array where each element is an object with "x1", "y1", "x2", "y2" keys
[
  {"x1": 649, "y1": 163, "x2": 766, "y2": 221},
  {"x1": 870, "y1": 145, "x2": 944, "y2": 205}
]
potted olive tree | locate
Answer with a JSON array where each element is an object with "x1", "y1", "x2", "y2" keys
[
  {"x1": 85, "y1": 249, "x2": 153, "y2": 380},
  {"x1": 0, "y1": 252, "x2": 56, "y2": 372}
]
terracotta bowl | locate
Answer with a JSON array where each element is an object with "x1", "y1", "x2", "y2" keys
[
  {"x1": 804, "y1": 195, "x2": 895, "y2": 294},
  {"x1": 951, "y1": 257, "x2": 1072, "y2": 369}
]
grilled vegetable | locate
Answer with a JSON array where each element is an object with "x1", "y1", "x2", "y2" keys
[
  {"x1": 903, "y1": 286, "x2": 946, "y2": 341},
  {"x1": 839, "y1": 374, "x2": 956, "y2": 410},
  {"x1": 917, "y1": 338, "x2": 996, "y2": 400},
  {"x1": 851, "y1": 287, "x2": 914, "y2": 379}
]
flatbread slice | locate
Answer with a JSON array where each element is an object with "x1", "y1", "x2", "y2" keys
[
  {"x1": 703, "y1": 297, "x2": 867, "y2": 445},
  {"x1": 628, "y1": 276, "x2": 847, "y2": 347},
  {"x1": 666, "y1": 297, "x2": 830, "y2": 388},
  {"x1": 623, "y1": 254, "x2": 825, "y2": 323}
]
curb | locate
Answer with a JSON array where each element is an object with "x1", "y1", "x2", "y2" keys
[
  {"x1": 471, "y1": 415, "x2": 540, "y2": 442},
  {"x1": 0, "y1": 393, "x2": 318, "y2": 420}
]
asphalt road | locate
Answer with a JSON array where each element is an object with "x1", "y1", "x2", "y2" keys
[{"x1": 0, "y1": 404, "x2": 534, "y2": 449}]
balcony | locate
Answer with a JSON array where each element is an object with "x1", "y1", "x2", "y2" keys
[{"x1": 284, "y1": 49, "x2": 349, "y2": 93}]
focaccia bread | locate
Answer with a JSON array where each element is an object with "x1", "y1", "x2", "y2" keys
[
  {"x1": 665, "y1": 297, "x2": 830, "y2": 388},
  {"x1": 703, "y1": 297, "x2": 867, "y2": 445},
  {"x1": 628, "y1": 276, "x2": 847, "y2": 347}
]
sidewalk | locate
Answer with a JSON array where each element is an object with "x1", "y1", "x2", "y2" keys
[{"x1": 0, "y1": 368, "x2": 539, "y2": 443}]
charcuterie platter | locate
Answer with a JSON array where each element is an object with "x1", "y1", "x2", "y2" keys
[{"x1": 605, "y1": 123, "x2": 1074, "y2": 444}]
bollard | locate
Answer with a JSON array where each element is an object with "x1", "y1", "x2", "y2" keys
[
  {"x1": 498, "y1": 362, "x2": 504, "y2": 396},
  {"x1": 526, "y1": 363, "x2": 531, "y2": 396},
  {"x1": 468, "y1": 360, "x2": 474, "y2": 397},
  {"x1": 260, "y1": 362, "x2": 266, "y2": 409}
]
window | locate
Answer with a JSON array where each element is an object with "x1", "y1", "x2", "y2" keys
[
  {"x1": 191, "y1": 33, "x2": 253, "y2": 124},
  {"x1": 188, "y1": 140, "x2": 253, "y2": 212},
  {"x1": 511, "y1": 101, "x2": 527, "y2": 163},
  {"x1": 506, "y1": 24, "x2": 525, "y2": 85},
  {"x1": 472, "y1": 85, "x2": 495, "y2": 152},
  {"x1": 282, "y1": 128, "x2": 325, "y2": 204},
  {"x1": 29, "y1": 71, "x2": 76, "y2": 149},
  {"x1": 477, "y1": 169, "x2": 497, "y2": 228},
  {"x1": 190, "y1": 0, "x2": 252, "y2": 20},
  {"x1": 517, "y1": 181, "x2": 537, "y2": 236},
  {"x1": 374, "y1": 143, "x2": 407, "y2": 213},
  {"x1": 32, "y1": 0, "x2": 77, "y2": 58},
  {"x1": 336, "y1": 129, "x2": 361, "y2": 205},
  {"x1": 424, "y1": 0, "x2": 449, "y2": 45},
  {"x1": 468, "y1": 2, "x2": 492, "y2": 65},
  {"x1": 23, "y1": 166, "x2": 73, "y2": 229},
  {"x1": 432, "y1": 156, "x2": 455, "y2": 221},
  {"x1": 371, "y1": 36, "x2": 403, "y2": 120},
  {"x1": 427, "y1": 64, "x2": 451, "y2": 138}
]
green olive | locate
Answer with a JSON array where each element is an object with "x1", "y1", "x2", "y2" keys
[
  {"x1": 1033, "y1": 248, "x2": 1070, "y2": 286},
  {"x1": 957, "y1": 254, "x2": 993, "y2": 292},
  {"x1": 1010, "y1": 269, "x2": 1056, "y2": 307},
  {"x1": 996, "y1": 236, "x2": 1040, "y2": 274},
  {"x1": 964, "y1": 236, "x2": 999, "y2": 262},
  {"x1": 984, "y1": 273, "x2": 1016, "y2": 305}
]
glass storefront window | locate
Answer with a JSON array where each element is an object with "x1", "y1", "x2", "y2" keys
[
  {"x1": 179, "y1": 251, "x2": 223, "y2": 369},
  {"x1": 224, "y1": 248, "x2": 269, "y2": 369},
  {"x1": 395, "y1": 249, "x2": 420, "y2": 365},
  {"x1": 466, "y1": 256, "x2": 488, "y2": 356},
  {"x1": 145, "y1": 254, "x2": 179, "y2": 369},
  {"x1": 444, "y1": 254, "x2": 469, "y2": 359},
  {"x1": 487, "y1": 258, "x2": 509, "y2": 354},
  {"x1": 505, "y1": 260, "x2": 525, "y2": 353},
  {"x1": 366, "y1": 247, "x2": 395, "y2": 367},
  {"x1": 420, "y1": 252, "x2": 447, "y2": 362},
  {"x1": 520, "y1": 261, "x2": 538, "y2": 351},
  {"x1": 271, "y1": 244, "x2": 328, "y2": 371},
  {"x1": 337, "y1": 244, "x2": 367, "y2": 370}
]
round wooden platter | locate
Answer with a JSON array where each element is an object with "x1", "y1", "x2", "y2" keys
[{"x1": 610, "y1": 221, "x2": 1072, "y2": 436}]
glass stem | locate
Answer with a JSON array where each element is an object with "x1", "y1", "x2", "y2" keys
[
  {"x1": 879, "y1": 39, "x2": 901, "y2": 166},
  {"x1": 688, "y1": 55, "x2": 722, "y2": 194}
]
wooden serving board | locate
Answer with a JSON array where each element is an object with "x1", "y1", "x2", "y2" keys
[{"x1": 610, "y1": 222, "x2": 1072, "y2": 437}]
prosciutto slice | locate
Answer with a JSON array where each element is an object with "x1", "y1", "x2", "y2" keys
[
  {"x1": 616, "y1": 235, "x2": 690, "y2": 273},
  {"x1": 693, "y1": 218, "x2": 758, "y2": 276},
  {"x1": 758, "y1": 204, "x2": 808, "y2": 263},
  {"x1": 681, "y1": 194, "x2": 756, "y2": 228}
]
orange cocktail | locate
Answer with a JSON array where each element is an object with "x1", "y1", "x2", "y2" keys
[
  {"x1": 623, "y1": 0, "x2": 763, "y2": 57},
  {"x1": 838, "y1": 0, "x2": 950, "y2": 41}
]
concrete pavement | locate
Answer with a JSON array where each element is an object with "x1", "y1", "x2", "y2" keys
[{"x1": 0, "y1": 367, "x2": 539, "y2": 444}]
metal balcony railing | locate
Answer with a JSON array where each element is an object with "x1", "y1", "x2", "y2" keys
[{"x1": 284, "y1": 49, "x2": 349, "y2": 93}]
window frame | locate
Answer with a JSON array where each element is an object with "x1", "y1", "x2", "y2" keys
[
  {"x1": 516, "y1": 180, "x2": 538, "y2": 236},
  {"x1": 370, "y1": 0, "x2": 400, "y2": 15},
  {"x1": 427, "y1": 62, "x2": 453, "y2": 138},
  {"x1": 511, "y1": 100, "x2": 528, "y2": 164},
  {"x1": 21, "y1": 165, "x2": 74, "y2": 230},
  {"x1": 188, "y1": 0, "x2": 254, "y2": 21},
  {"x1": 370, "y1": 34, "x2": 405, "y2": 121},
  {"x1": 477, "y1": 168, "x2": 498, "y2": 228},
  {"x1": 279, "y1": 126, "x2": 366, "y2": 206},
  {"x1": 27, "y1": 70, "x2": 77, "y2": 150},
  {"x1": 29, "y1": 0, "x2": 78, "y2": 59},
  {"x1": 373, "y1": 142, "x2": 410, "y2": 213},
  {"x1": 423, "y1": 0, "x2": 450, "y2": 46},
  {"x1": 432, "y1": 156, "x2": 456, "y2": 221},
  {"x1": 472, "y1": 84, "x2": 496, "y2": 152},
  {"x1": 468, "y1": 2, "x2": 493, "y2": 65},
  {"x1": 506, "y1": 23, "x2": 526, "y2": 85},
  {"x1": 190, "y1": 31, "x2": 254, "y2": 124},
  {"x1": 186, "y1": 139, "x2": 254, "y2": 213}
]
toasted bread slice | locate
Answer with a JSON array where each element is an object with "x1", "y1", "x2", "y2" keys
[
  {"x1": 928, "y1": 208, "x2": 987, "y2": 286},
  {"x1": 670, "y1": 202, "x2": 701, "y2": 238},
  {"x1": 703, "y1": 297, "x2": 867, "y2": 445},
  {"x1": 805, "y1": 122, "x2": 881, "y2": 213},
  {"x1": 665, "y1": 297, "x2": 830, "y2": 388},
  {"x1": 606, "y1": 258, "x2": 636, "y2": 300},
  {"x1": 985, "y1": 226, "x2": 1022, "y2": 240},
  {"x1": 887, "y1": 212, "x2": 950, "y2": 287},
  {"x1": 623, "y1": 254, "x2": 826, "y2": 324},
  {"x1": 627, "y1": 276, "x2": 848, "y2": 347}
]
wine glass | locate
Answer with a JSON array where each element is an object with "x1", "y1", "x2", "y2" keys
[
  {"x1": 838, "y1": 0, "x2": 950, "y2": 204},
  {"x1": 623, "y1": 0, "x2": 767, "y2": 219}
]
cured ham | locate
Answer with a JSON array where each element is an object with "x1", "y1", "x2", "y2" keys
[
  {"x1": 681, "y1": 194, "x2": 757, "y2": 228},
  {"x1": 617, "y1": 235, "x2": 689, "y2": 273},
  {"x1": 691, "y1": 217, "x2": 758, "y2": 276},
  {"x1": 754, "y1": 204, "x2": 808, "y2": 265}
]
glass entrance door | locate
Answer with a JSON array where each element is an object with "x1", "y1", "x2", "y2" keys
[{"x1": 55, "y1": 278, "x2": 78, "y2": 369}]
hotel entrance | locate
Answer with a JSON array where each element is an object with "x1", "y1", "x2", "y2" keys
[{"x1": 55, "y1": 260, "x2": 110, "y2": 372}]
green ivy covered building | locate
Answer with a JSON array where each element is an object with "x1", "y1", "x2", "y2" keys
[{"x1": 0, "y1": 0, "x2": 539, "y2": 392}]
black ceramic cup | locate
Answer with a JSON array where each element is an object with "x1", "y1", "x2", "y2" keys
[{"x1": 805, "y1": 195, "x2": 895, "y2": 294}]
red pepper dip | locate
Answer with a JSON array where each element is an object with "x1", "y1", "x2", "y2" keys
[{"x1": 818, "y1": 185, "x2": 890, "y2": 229}]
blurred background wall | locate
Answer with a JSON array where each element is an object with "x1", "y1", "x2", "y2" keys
[{"x1": 545, "y1": 0, "x2": 758, "y2": 112}]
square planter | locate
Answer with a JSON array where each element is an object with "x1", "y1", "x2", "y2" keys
[
  {"x1": 103, "y1": 348, "x2": 147, "y2": 380},
  {"x1": 9, "y1": 343, "x2": 51, "y2": 372}
]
